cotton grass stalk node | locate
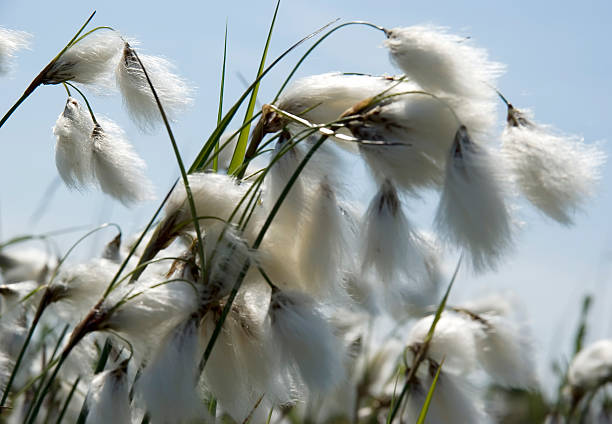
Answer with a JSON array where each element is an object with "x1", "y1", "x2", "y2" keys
[
  {"x1": 0, "y1": 27, "x2": 31, "y2": 75},
  {"x1": 502, "y1": 104, "x2": 605, "y2": 225},
  {"x1": 116, "y1": 42, "x2": 193, "y2": 131}
]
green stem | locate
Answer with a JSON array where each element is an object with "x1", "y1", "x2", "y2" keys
[
  {"x1": 25, "y1": 349, "x2": 70, "y2": 424},
  {"x1": 129, "y1": 48, "x2": 206, "y2": 279},
  {"x1": 0, "y1": 11, "x2": 96, "y2": 130},
  {"x1": 54, "y1": 377, "x2": 80, "y2": 424},
  {"x1": 0, "y1": 290, "x2": 52, "y2": 407}
]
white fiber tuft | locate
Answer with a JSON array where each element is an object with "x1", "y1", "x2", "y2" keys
[
  {"x1": 502, "y1": 107, "x2": 605, "y2": 225},
  {"x1": 138, "y1": 318, "x2": 207, "y2": 424},
  {"x1": 404, "y1": 371, "x2": 487, "y2": 424},
  {"x1": 86, "y1": 366, "x2": 131, "y2": 424},
  {"x1": 0, "y1": 27, "x2": 31, "y2": 75},
  {"x1": 166, "y1": 172, "x2": 249, "y2": 230},
  {"x1": 407, "y1": 311, "x2": 480, "y2": 374},
  {"x1": 116, "y1": 42, "x2": 193, "y2": 131},
  {"x1": 53, "y1": 97, "x2": 95, "y2": 189},
  {"x1": 474, "y1": 313, "x2": 536, "y2": 388},
  {"x1": 270, "y1": 290, "x2": 345, "y2": 392},
  {"x1": 296, "y1": 180, "x2": 348, "y2": 297},
  {"x1": 435, "y1": 126, "x2": 514, "y2": 271},
  {"x1": 277, "y1": 73, "x2": 414, "y2": 125},
  {"x1": 351, "y1": 93, "x2": 459, "y2": 191},
  {"x1": 385, "y1": 25, "x2": 502, "y2": 136},
  {"x1": 44, "y1": 31, "x2": 123, "y2": 86},
  {"x1": 92, "y1": 118, "x2": 155, "y2": 205},
  {"x1": 568, "y1": 339, "x2": 612, "y2": 391},
  {"x1": 361, "y1": 180, "x2": 423, "y2": 285}
]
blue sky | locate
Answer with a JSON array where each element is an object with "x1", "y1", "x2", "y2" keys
[{"x1": 1, "y1": 1, "x2": 611, "y2": 389}]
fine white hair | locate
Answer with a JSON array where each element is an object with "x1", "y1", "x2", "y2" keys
[
  {"x1": 0, "y1": 27, "x2": 31, "y2": 75},
  {"x1": 116, "y1": 42, "x2": 193, "y2": 131},
  {"x1": 502, "y1": 108, "x2": 605, "y2": 225},
  {"x1": 92, "y1": 118, "x2": 155, "y2": 205}
]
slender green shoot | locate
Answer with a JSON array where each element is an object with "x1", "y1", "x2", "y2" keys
[
  {"x1": 188, "y1": 18, "x2": 337, "y2": 173},
  {"x1": 416, "y1": 359, "x2": 445, "y2": 424},
  {"x1": 387, "y1": 256, "x2": 462, "y2": 422},
  {"x1": 214, "y1": 21, "x2": 229, "y2": 172},
  {"x1": 54, "y1": 377, "x2": 80, "y2": 424},
  {"x1": 228, "y1": 0, "x2": 280, "y2": 174}
]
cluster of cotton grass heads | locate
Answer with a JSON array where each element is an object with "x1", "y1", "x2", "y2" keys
[{"x1": 0, "y1": 10, "x2": 606, "y2": 424}]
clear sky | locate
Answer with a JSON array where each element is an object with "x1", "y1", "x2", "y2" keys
[{"x1": 1, "y1": 1, "x2": 611, "y2": 389}]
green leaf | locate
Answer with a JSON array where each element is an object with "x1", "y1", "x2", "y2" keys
[
  {"x1": 416, "y1": 359, "x2": 444, "y2": 424},
  {"x1": 227, "y1": 0, "x2": 281, "y2": 174},
  {"x1": 213, "y1": 22, "x2": 229, "y2": 172}
]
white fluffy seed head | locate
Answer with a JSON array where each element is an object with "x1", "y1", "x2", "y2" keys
[
  {"x1": 435, "y1": 126, "x2": 514, "y2": 271},
  {"x1": 295, "y1": 180, "x2": 348, "y2": 298},
  {"x1": 86, "y1": 366, "x2": 131, "y2": 424},
  {"x1": 407, "y1": 311, "x2": 481, "y2": 374},
  {"x1": 116, "y1": 42, "x2": 193, "y2": 131},
  {"x1": 361, "y1": 180, "x2": 424, "y2": 285},
  {"x1": 269, "y1": 290, "x2": 345, "y2": 392},
  {"x1": 0, "y1": 247, "x2": 55, "y2": 284},
  {"x1": 102, "y1": 280, "x2": 198, "y2": 358},
  {"x1": 502, "y1": 108, "x2": 605, "y2": 225},
  {"x1": 385, "y1": 25, "x2": 503, "y2": 103},
  {"x1": 53, "y1": 97, "x2": 95, "y2": 189},
  {"x1": 92, "y1": 119, "x2": 155, "y2": 205},
  {"x1": 385, "y1": 25, "x2": 503, "y2": 137},
  {"x1": 351, "y1": 93, "x2": 459, "y2": 191},
  {"x1": 404, "y1": 370, "x2": 487, "y2": 424},
  {"x1": 263, "y1": 135, "x2": 307, "y2": 227},
  {"x1": 0, "y1": 27, "x2": 31, "y2": 75},
  {"x1": 568, "y1": 339, "x2": 612, "y2": 391},
  {"x1": 276, "y1": 73, "x2": 413, "y2": 125},
  {"x1": 138, "y1": 318, "x2": 207, "y2": 424},
  {"x1": 166, "y1": 172, "x2": 249, "y2": 231},
  {"x1": 472, "y1": 312, "x2": 537, "y2": 388},
  {"x1": 43, "y1": 31, "x2": 123, "y2": 86},
  {"x1": 204, "y1": 224, "x2": 254, "y2": 302},
  {"x1": 49, "y1": 258, "x2": 118, "y2": 317}
]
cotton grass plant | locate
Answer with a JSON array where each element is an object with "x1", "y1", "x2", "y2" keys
[{"x1": 0, "y1": 5, "x2": 607, "y2": 424}]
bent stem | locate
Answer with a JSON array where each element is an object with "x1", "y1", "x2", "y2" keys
[{"x1": 0, "y1": 11, "x2": 97, "y2": 130}]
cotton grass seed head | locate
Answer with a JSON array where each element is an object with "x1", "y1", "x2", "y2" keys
[
  {"x1": 86, "y1": 365, "x2": 131, "y2": 424},
  {"x1": 138, "y1": 317, "x2": 207, "y2": 424},
  {"x1": 53, "y1": 97, "x2": 95, "y2": 189},
  {"x1": 91, "y1": 119, "x2": 155, "y2": 205},
  {"x1": 568, "y1": 339, "x2": 612, "y2": 392},
  {"x1": 43, "y1": 31, "x2": 123, "y2": 86},
  {"x1": 116, "y1": 42, "x2": 193, "y2": 131},
  {"x1": 435, "y1": 126, "x2": 514, "y2": 271},
  {"x1": 502, "y1": 105, "x2": 605, "y2": 225}
]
